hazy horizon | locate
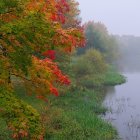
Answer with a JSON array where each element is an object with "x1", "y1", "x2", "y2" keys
[{"x1": 77, "y1": 0, "x2": 140, "y2": 36}]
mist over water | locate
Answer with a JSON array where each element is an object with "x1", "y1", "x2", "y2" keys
[
  {"x1": 104, "y1": 73, "x2": 140, "y2": 140},
  {"x1": 103, "y1": 36, "x2": 140, "y2": 140},
  {"x1": 115, "y1": 35, "x2": 140, "y2": 73}
]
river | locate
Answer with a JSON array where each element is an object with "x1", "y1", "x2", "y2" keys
[{"x1": 103, "y1": 73, "x2": 140, "y2": 140}]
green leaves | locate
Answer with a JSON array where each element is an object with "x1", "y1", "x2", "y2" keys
[
  {"x1": 0, "y1": 0, "x2": 84, "y2": 139},
  {"x1": 0, "y1": 0, "x2": 18, "y2": 14},
  {"x1": 0, "y1": 87, "x2": 44, "y2": 139},
  {"x1": 9, "y1": 46, "x2": 32, "y2": 74},
  {"x1": 73, "y1": 49, "x2": 107, "y2": 87},
  {"x1": 78, "y1": 21, "x2": 118, "y2": 63}
]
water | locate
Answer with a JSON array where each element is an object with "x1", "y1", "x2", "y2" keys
[{"x1": 103, "y1": 73, "x2": 140, "y2": 140}]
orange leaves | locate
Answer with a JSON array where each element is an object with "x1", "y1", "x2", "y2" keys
[
  {"x1": 52, "y1": 28, "x2": 85, "y2": 52},
  {"x1": 63, "y1": 0, "x2": 81, "y2": 28},
  {"x1": 51, "y1": 14, "x2": 58, "y2": 21},
  {"x1": 8, "y1": 117, "x2": 29, "y2": 139},
  {"x1": 46, "y1": 0, "x2": 70, "y2": 23},
  {"x1": 40, "y1": 57, "x2": 71, "y2": 86},
  {"x1": 0, "y1": 0, "x2": 85, "y2": 139},
  {"x1": 12, "y1": 130, "x2": 28, "y2": 139},
  {"x1": 26, "y1": 0, "x2": 69, "y2": 24},
  {"x1": 50, "y1": 85, "x2": 59, "y2": 96},
  {"x1": 0, "y1": 0, "x2": 84, "y2": 105},
  {"x1": 26, "y1": 0, "x2": 45, "y2": 12},
  {"x1": 55, "y1": 0, "x2": 69, "y2": 23},
  {"x1": 0, "y1": 89, "x2": 45, "y2": 140},
  {"x1": 0, "y1": 13, "x2": 17, "y2": 23},
  {"x1": 28, "y1": 56, "x2": 70, "y2": 98}
]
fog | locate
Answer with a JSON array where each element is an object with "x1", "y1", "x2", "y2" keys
[
  {"x1": 77, "y1": 0, "x2": 140, "y2": 36},
  {"x1": 115, "y1": 35, "x2": 140, "y2": 73},
  {"x1": 77, "y1": 0, "x2": 140, "y2": 72}
]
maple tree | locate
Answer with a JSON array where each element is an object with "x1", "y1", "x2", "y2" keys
[
  {"x1": 0, "y1": 0, "x2": 84, "y2": 139},
  {"x1": 63, "y1": 0, "x2": 81, "y2": 28},
  {"x1": 53, "y1": 0, "x2": 84, "y2": 79}
]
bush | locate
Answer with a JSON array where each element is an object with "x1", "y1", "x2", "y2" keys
[{"x1": 73, "y1": 49, "x2": 107, "y2": 87}]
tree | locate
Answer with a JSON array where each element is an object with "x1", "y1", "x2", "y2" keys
[
  {"x1": 0, "y1": 0, "x2": 84, "y2": 139},
  {"x1": 78, "y1": 21, "x2": 118, "y2": 63},
  {"x1": 83, "y1": 21, "x2": 108, "y2": 52},
  {"x1": 55, "y1": 0, "x2": 84, "y2": 80},
  {"x1": 63, "y1": 0, "x2": 81, "y2": 28}
]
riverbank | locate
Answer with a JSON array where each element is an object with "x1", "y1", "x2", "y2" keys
[
  {"x1": 20, "y1": 71, "x2": 125, "y2": 140},
  {"x1": 104, "y1": 68, "x2": 126, "y2": 86},
  {"x1": 45, "y1": 89, "x2": 118, "y2": 140},
  {"x1": 15, "y1": 88, "x2": 117, "y2": 140},
  {"x1": 0, "y1": 71, "x2": 125, "y2": 140},
  {"x1": 42, "y1": 70, "x2": 125, "y2": 140}
]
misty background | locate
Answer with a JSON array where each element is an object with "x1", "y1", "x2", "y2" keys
[
  {"x1": 75, "y1": 1, "x2": 140, "y2": 140},
  {"x1": 77, "y1": 0, "x2": 140, "y2": 72},
  {"x1": 77, "y1": 0, "x2": 140, "y2": 36}
]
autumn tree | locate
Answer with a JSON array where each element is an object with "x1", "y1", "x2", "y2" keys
[
  {"x1": 55, "y1": 0, "x2": 84, "y2": 77},
  {"x1": 63, "y1": 0, "x2": 81, "y2": 28},
  {"x1": 0, "y1": 0, "x2": 84, "y2": 139}
]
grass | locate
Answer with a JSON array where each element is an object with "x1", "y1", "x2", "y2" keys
[
  {"x1": 0, "y1": 84, "x2": 117, "y2": 140},
  {"x1": 103, "y1": 68, "x2": 126, "y2": 86},
  {"x1": 13, "y1": 85, "x2": 117, "y2": 140},
  {"x1": 46, "y1": 89, "x2": 117, "y2": 140},
  {"x1": 0, "y1": 66, "x2": 124, "y2": 140},
  {"x1": 0, "y1": 118, "x2": 11, "y2": 140}
]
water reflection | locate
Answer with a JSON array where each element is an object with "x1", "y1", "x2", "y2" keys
[{"x1": 103, "y1": 73, "x2": 140, "y2": 140}]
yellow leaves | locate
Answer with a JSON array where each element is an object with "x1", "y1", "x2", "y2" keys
[
  {"x1": 26, "y1": 0, "x2": 42, "y2": 11},
  {"x1": 26, "y1": 0, "x2": 55, "y2": 17},
  {"x1": 0, "y1": 88, "x2": 44, "y2": 139},
  {"x1": 0, "y1": 0, "x2": 84, "y2": 139}
]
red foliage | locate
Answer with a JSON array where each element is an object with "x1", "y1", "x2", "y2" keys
[
  {"x1": 32, "y1": 57, "x2": 71, "y2": 98},
  {"x1": 1, "y1": 0, "x2": 85, "y2": 139},
  {"x1": 51, "y1": 14, "x2": 57, "y2": 21},
  {"x1": 50, "y1": 85, "x2": 59, "y2": 96},
  {"x1": 42, "y1": 58, "x2": 71, "y2": 85},
  {"x1": 56, "y1": 0, "x2": 70, "y2": 23},
  {"x1": 42, "y1": 50, "x2": 56, "y2": 60}
]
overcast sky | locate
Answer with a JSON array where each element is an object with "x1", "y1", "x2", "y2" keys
[{"x1": 77, "y1": 0, "x2": 140, "y2": 36}]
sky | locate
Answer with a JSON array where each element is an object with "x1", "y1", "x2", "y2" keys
[{"x1": 76, "y1": 0, "x2": 140, "y2": 36}]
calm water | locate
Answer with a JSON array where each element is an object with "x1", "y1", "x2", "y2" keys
[{"x1": 103, "y1": 73, "x2": 140, "y2": 140}]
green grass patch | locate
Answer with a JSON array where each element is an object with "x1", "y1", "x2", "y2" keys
[
  {"x1": 43, "y1": 89, "x2": 117, "y2": 140},
  {"x1": 0, "y1": 118, "x2": 11, "y2": 140},
  {"x1": 103, "y1": 68, "x2": 126, "y2": 86}
]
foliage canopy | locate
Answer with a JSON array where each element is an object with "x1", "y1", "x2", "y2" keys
[{"x1": 0, "y1": 0, "x2": 84, "y2": 139}]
